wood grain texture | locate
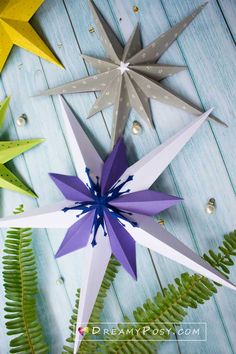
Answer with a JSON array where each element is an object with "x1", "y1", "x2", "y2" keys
[
  {"x1": 0, "y1": 0, "x2": 235, "y2": 353},
  {"x1": 218, "y1": 0, "x2": 236, "y2": 42}
]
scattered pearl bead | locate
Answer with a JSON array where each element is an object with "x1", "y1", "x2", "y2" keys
[
  {"x1": 16, "y1": 114, "x2": 27, "y2": 127},
  {"x1": 205, "y1": 198, "x2": 216, "y2": 214},
  {"x1": 56, "y1": 277, "x2": 64, "y2": 285},
  {"x1": 132, "y1": 121, "x2": 142, "y2": 135}
]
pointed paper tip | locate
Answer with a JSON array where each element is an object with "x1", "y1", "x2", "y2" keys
[
  {"x1": 48, "y1": 172, "x2": 70, "y2": 185},
  {"x1": 38, "y1": 138, "x2": 46, "y2": 143},
  {"x1": 174, "y1": 195, "x2": 184, "y2": 202},
  {"x1": 48, "y1": 172, "x2": 57, "y2": 180},
  {"x1": 25, "y1": 189, "x2": 38, "y2": 199},
  {"x1": 80, "y1": 54, "x2": 87, "y2": 60},
  {"x1": 18, "y1": 138, "x2": 45, "y2": 150},
  {"x1": 206, "y1": 108, "x2": 228, "y2": 128},
  {"x1": 221, "y1": 121, "x2": 228, "y2": 128},
  {"x1": 58, "y1": 95, "x2": 68, "y2": 112},
  {"x1": 56, "y1": 61, "x2": 65, "y2": 70},
  {"x1": 30, "y1": 138, "x2": 45, "y2": 147},
  {"x1": 55, "y1": 250, "x2": 61, "y2": 258},
  {"x1": 202, "y1": 2, "x2": 208, "y2": 8},
  {"x1": 206, "y1": 107, "x2": 214, "y2": 115},
  {"x1": 81, "y1": 54, "x2": 88, "y2": 63},
  {"x1": 58, "y1": 94, "x2": 65, "y2": 105},
  {"x1": 86, "y1": 109, "x2": 96, "y2": 119},
  {"x1": 196, "y1": 2, "x2": 208, "y2": 12},
  {"x1": 131, "y1": 269, "x2": 137, "y2": 280},
  {"x1": 0, "y1": 96, "x2": 11, "y2": 127},
  {"x1": 199, "y1": 108, "x2": 214, "y2": 122},
  {"x1": 3, "y1": 96, "x2": 11, "y2": 104},
  {"x1": 33, "y1": 89, "x2": 51, "y2": 97},
  {"x1": 55, "y1": 244, "x2": 66, "y2": 258}
]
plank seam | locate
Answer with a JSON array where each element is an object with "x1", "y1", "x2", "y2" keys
[
  {"x1": 158, "y1": 0, "x2": 236, "y2": 350},
  {"x1": 216, "y1": 0, "x2": 236, "y2": 45}
]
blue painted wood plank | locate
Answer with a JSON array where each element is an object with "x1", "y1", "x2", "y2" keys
[
  {"x1": 161, "y1": 0, "x2": 236, "y2": 190},
  {"x1": 218, "y1": 0, "x2": 236, "y2": 42},
  {"x1": 158, "y1": 1, "x2": 236, "y2": 352},
  {"x1": 110, "y1": 0, "x2": 236, "y2": 353},
  {"x1": 0, "y1": 78, "x2": 73, "y2": 351}
]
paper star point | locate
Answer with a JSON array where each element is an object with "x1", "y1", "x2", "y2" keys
[
  {"x1": 0, "y1": 0, "x2": 63, "y2": 71},
  {"x1": 0, "y1": 138, "x2": 44, "y2": 197},
  {"x1": 0, "y1": 97, "x2": 234, "y2": 354},
  {"x1": 40, "y1": 0, "x2": 226, "y2": 148},
  {"x1": 0, "y1": 96, "x2": 10, "y2": 127}
]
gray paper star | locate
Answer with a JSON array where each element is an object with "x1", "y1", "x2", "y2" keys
[{"x1": 40, "y1": 0, "x2": 226, "y2": 147}]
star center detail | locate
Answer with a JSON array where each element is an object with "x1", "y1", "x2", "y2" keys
[
  {"x1": 62, "y1": 168, "x2": 136, "y2": 247},
  {"x1": 118, "y1": 61, "x2": 130, "y2": 74}
]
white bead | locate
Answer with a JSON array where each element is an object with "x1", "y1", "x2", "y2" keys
[
  {"x1": 16, "y1": 115, "x2": 26, "y2": 127},
  {"x1": 132, "y1": 121, "x2": 142, "y2": 135},
  {"x1": 205, "y1": 198, "x2": 216, "y2": 214},
  {"x1": 56, "y1": 277, "x2": 64, "y2": 285}
]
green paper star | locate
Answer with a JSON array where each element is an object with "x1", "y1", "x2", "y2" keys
[
  {"x1": 0, "y1": 96, "x2": 10, "y2": 127},
  {"x1": 0, "y1": 138, "x2": 44, "y2": 197}
]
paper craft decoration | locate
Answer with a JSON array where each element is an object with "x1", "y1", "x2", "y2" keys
[
  {"x1": 0, "y1": 0, "x2": 62, "y2": 71},
  {"x1": 0, "y1": 96, "x2": 234, "y2": 353},
  {"x1": 0, "y1": 138, "x2": 43, "y2": 197},
  {"x1": 0, "y1": 96, "x2": 10, "y2": 127},
  {"x1": 40, "y1": 0, "x2": 226, "y2": 147}
]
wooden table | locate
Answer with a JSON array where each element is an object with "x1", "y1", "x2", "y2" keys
[{"x1": 0, "y1": 0, "x2": 236, "y2": 353}]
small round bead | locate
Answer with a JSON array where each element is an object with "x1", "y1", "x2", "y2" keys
[
  {"x1": 89, "y1": 26, "x2": 95, "y2": 33},
  {"x1": 132, "y1": 121, "x2": 142, "y2": 135},
  {"x1": 16, "y1": 114, "x2": 27, "y2": 127},
  {"x1": 205, "y1": 198, "x2": 216, "y2": 214},
  {"x1": 56, "y1": 277, "x2": 64, "y2": 285}
]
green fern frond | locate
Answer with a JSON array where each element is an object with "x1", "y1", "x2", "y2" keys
[
  {"x1": 62, "y1": 256, "x2": 120, "y2": 353},
  {"x1": 99, "y1": 230, "x2": 236, "y2": 354},
  {"x1": 203, "y1": 230, "x2": 236, "y2": 278},
  {"x1": 3, "y1": 205, "x2": 48, "y2": 354}
]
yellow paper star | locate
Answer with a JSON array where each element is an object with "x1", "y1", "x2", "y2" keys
[{"x1": 0, "y1": 0, "x2": 63, "y2": 71}]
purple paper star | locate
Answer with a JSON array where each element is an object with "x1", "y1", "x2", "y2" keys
[
  {"x1": 50, "y1": 137, "x2": 181, "y2": 279},
  {"x1": 0, "y1": 97, "x2": 234, "y2": 354}
]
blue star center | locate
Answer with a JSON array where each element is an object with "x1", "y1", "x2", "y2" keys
[{"x1": 62, "y1": 168, "x2": 137, "y2": 246}]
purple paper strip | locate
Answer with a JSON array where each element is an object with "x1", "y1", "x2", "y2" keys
[
  {"x1": 104, "y1": 209, "x2": 137, "y2": 279},
  {"x1": 50, "y1": 173, "x2": 93, "y2": 202},
  {"x1": 101, "y1": 138, "x2": 129, "y2": 194},
  {"x1": 55, "y1": 211, "x2": 95, "y2": 257},
  {"x1": 110, "y1": 190, "x2": 181, "y2": 216}
]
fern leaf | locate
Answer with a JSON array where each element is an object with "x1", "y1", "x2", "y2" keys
[{"x1": 3, "y1": 205, "x2": 48, "y2": 354}]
